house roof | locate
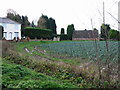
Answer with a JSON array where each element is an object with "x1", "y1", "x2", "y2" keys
[
  {"x1": 0, "y1": 17, "x2": 21, "y2": 24},
  {"x1": 73, "y1": 30, "x2": 99, "y2": 38}
]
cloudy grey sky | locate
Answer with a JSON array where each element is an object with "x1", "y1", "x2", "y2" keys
[{"x1": 0, "y1": 0, "x2": 119, "y2": 34}]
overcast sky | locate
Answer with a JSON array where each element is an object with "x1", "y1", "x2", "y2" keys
[{"x1": 0, "y1": 0, "x2": 119, "y2": 34}]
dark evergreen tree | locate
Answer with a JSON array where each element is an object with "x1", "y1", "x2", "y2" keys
[
  {"x1": 7, "y1": 12, "x2": 21, "y2": 24},
  {"x1": 60, "y1": 28, "x2": 68, "y2": 41},
  {"x1": 100, "y1": 24, "x2": 111, "y2": 40},
  {"x1": 48, "y1": 18, "x2": 57, "y2": 35},
  {"x1": 37, "y1": 14, "x2": 49, "y2": 29},
  {"x1": 61, "y1": 28, "x2": 65, "y2": 34},
  {"x1": 21, "y1": 16, "x2": 30, "y2": 36},
  {"x1": 14, "y1": 14, "x2": 21, "y2": 23},
  {"x1": 67, "y1": 24, "x2": 75, "y2": 40},
  {"x1": 7, "y1": 13, "x2": 15, "y2": 21},
  {"x1": 31, "y1": 21, "x2": 36, "y2": 27}
]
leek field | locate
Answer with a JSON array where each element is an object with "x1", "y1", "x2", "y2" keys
[{"x1": 40, "y1": 41, "x2": 118, "y2": 63}]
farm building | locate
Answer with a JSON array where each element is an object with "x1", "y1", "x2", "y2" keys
[
  {"x1": 72, "y1": 29, "x2": 99, "y2": 40},
  {"x1": 0, "y1": 17, "x2": 21, "y2": 40}
]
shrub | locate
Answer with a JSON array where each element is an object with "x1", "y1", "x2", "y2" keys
[
  {"x1": 60, "y1": 34, "x2": 68, "y2": 41},
  {"x1": 2, "y1": 60, "x2": 78, "y2": 88},
  {"x1": 23, "y1": 27, "x2": 53, "y2": 39}
]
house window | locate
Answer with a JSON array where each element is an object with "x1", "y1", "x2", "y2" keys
[
  {"x1": 14, "y1": 32, "x2": 19, "y2": 38},
  {"x1": 3, "y1": 32, "x2": 7, "y2": 39}
]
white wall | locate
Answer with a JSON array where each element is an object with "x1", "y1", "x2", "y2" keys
[{"x1": 0, "y1": 23, "x2": 21, "y2": 40}]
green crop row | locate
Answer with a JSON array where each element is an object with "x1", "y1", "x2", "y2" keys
[{"x1": 40, "y1": 41, "x2": 119, "y2": 63}]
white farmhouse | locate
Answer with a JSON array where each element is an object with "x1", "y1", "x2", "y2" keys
[{"x1": 0, "y1": 17, "x2": 21, "y2": 40}]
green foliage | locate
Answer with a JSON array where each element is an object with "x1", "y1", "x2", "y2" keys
[
  {"x1": 37, "y1": 14, "x2": 57, "y2": 35},
  {"x1": 67, "y1": 24, "x2": 75, "y2": 40},
  {"x1": 37, "y1": 14, "x2": 49, "y2": 29},
  {"x1": 109, "y1": 29, "x2": 119, "y2": 40},
  {"x1": 31, "y1": 21, "x2": 36, "y2": 27},
  {"x1": 60, "y1": 34, "x2": 68, "y2": 41},
  {"x1": 7, "y1": 13, "x2": 21, "y2": 24},
  {"x1": 3, "y1": 54, "x2": 92, "y2": 88},
  {"x1": 61, "y1": 28, "x2": 65, "y2": 34},
  {"x1": 23, "y1": 27, "x2": 53, "y2": 39},
  {"x1": 48, "y1": 18, "x2": 57, "y2": 35},
  {"x1": 100, "y1": 24, "x2": 111, "y2": 40},
  {"x1": 40, "y1": 41, "x2": 118, "y2": 63},
  {"x1": 102, "y1": 81, "x2": 109, "y2": 88},
  {"x1": 21, "y1": 16, "x2": 30, "y2": 35},
  {"x1": 60, "y1": 28, "x2": 68, "y2": 40},
  {"x1": 2, "y1": 60, "x2": 78, "y2": 88}
]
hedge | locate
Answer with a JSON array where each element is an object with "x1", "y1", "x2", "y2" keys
[
  {"x1": 60, "y1": 34, "x2": 68, "y2": 41},
  {"x1": 23, "y1": 27, "x2": 53, "y2": 39}
]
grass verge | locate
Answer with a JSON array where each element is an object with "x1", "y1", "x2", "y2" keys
[{"x1": 2, "y1": 58, "x2": 78, "y2": 88}]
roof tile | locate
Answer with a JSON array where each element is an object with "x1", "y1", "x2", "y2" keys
[
  {"x1": 73, "y1": 30, "x2": 99, "y2": 38},
  {"x1": 0, "y1": 17, "x2": 20, "y2": 24}
]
